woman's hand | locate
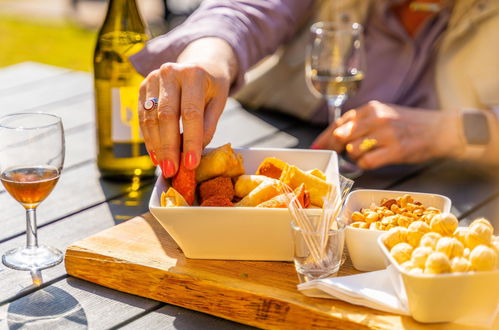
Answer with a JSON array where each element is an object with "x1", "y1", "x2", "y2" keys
[
  {"x1": 138, "y1": 38, "x2": 237, "y2": 178},
  {"x1": 312, "y1": 101, "x2": 465, "y2": 169}
]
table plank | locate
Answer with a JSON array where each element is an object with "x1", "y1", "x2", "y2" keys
[
  {"x1": 460, "y1": 195, "x2": 499, "y2": 234},
  {"x1": 0, "y1": 62, "x2": 69, "y2": 91},
  {"x1": 0, "y1": 278, "x2": 160, "y2": 329},
  {"x1": 119, "y1": 304, "x2": 253, "y2": 330}
]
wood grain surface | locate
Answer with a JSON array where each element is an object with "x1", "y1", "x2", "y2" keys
[{"x1": 65, "y1": 213, "x2": 495, "y2": 330}]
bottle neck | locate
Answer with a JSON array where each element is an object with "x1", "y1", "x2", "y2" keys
[{"x1": 101, "y1": 0, "x2": 146, "y2": 33}]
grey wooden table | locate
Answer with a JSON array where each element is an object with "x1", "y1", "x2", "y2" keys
[{"x1": 0, "y1": 62, "x2": 497, "y2": 330}]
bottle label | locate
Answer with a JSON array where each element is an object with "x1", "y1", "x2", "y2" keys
[{"x1": 111, "y1": 87, "x2": 147, "y2": 158}]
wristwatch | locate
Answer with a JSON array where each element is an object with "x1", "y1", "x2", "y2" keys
[{"x1": 460, "y1": 109, "x2": 490, "y2": 159}]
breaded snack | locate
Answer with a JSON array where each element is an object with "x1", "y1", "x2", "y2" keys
[
  {"x1": 235, "y1": 181, "x2": 281, "y2": 207},
  {"x1": 201, "y1": 196, "x2": 234, "y2": 207},
  {"x1": 172, "y1": 157, "x2": 196, "y2": 205},
  {"x1": 234, "y1": 175, "x2": 277, "y2": 198},
  {"x1": 199, "y1": 176, "x2": 234, "y2": 203},
  {"x1": 279, "y1": 165, "x2": 331, "y2": 207},
  {"x1": 306, "y1": 168, "x2": 326, "y2": 181},
  {"x1": 256, "y1": 157, "x2": 287, "y2": 179},
  {"x1": 160, "y1": 187, "x2": 189, "y2": 207},
  {"x1": 257, "y1": 183, "x2": 310, "y2": 208},
  {"x1": 196, "y1": 144, "x2": 245, "y2": 182}
]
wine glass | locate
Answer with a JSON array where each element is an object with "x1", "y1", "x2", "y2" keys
[
  {"x1": 306, "y1": 21, "x2": 366, "y2": 178},
  {"x1": 0, "y1": 113, "x2": 65, "y2": 270}
]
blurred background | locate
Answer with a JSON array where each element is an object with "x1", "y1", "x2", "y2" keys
[{"x1": 0, "y1": 0, "x2": 202, "y2": 71}]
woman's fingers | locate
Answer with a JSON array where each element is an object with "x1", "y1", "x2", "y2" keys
[
  {"x1": 357, "y1": 146, "x2": 399, "y2": 170},
  {"x1": 157, "y1": 64, "x2": 181, "y2": 177},
  {"x1": 180, "y1": 65, "x2": 207, "y2": 170},
  {"x1": 140, "y1": 72, "x2": 162, "y2": 165},
  {"x1": 203, "y1": 91, "x2": 227, "y2": 147}
]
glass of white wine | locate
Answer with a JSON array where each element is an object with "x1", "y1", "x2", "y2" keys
[
  {"x1": 306, "y1": 21, "x2": 366, "y2": 177},
  {"x1": 0, "y1": 113, "x2": 65, "y2": 270}
]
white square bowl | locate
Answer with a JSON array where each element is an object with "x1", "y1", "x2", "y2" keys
[
  {"x1": 149, "y1": 148, "x2": 338, "y2": 261},
  {"x1": 340, "y1": 189, "x2": 451, "y2": 271},
  {"x1": 378, "y1": 234, "x2": 499, "y2": 323}
]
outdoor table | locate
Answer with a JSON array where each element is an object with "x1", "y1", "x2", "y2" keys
[{"x1": 0, "y1": 62, "x2": 497, "y2": 329}]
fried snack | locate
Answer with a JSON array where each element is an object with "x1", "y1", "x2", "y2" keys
[
  {"x1": 198, "y1": 176, "x2": 234, "y2": 203},
  {"x1": 469, "y1": 245, "x2": 497, "y2": 271},
  {"x1": 234, "y1": 175, "x2": 276, "y2": 198},
  {"x1": 279, "y1": 165, "x2": 331, "y2": 207},
  {"x1": 201, "y1": 196, "x2": 234, "y2": 207},
  {"x1": 160, "y1": 187, "x2": 189, "y2": 207},
  {"x1": 195, "y1": 143, "x2": 245, "y2": 182},
  {"x1": 436, "y1": 237, "x2": 464, "y2": 259},
  {"x1": 256, "y1": 157, "x2": 287, "y2": 179},
  {"x1": 390, "y1": 242, "x2": 414, "y2": 264},
  {"x1": 430, "y1": 212, "x2": 458, "y2": 236},
  {"x1": 465, "y1": 222, "x2": 493, "y2": 249},
  {"x1": 172, "y1": 157, "x2": 196, "y2": 205},
  {"x1": 307, "y1": 168, "x2": 326, "y2": 181},
  {"x1": 256, "y1": 183, "x2": 311, "y2": 208},
  {"x1": 235, "y1": 181, "x2": 281, "y2": 207},
  {"x1": 348, "y1": 194, "x2": 442, "y2": 231},
  {"x1": 424, "y1": 252, "x2": 451, "y2": 274}
]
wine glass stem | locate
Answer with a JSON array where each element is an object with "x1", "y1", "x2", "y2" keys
[
  {"x1": 26, "y1": 208, "x2": 39, "y2": 249},
  {"x1": 327, "y1": 97, "x2": 345, "y2": 123}
]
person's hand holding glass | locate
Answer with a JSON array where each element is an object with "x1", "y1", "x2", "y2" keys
[
  {"x1": 306, "y1": 21, "x2": 366, "y2": 177},
  {"x1": 0, "y1": 113, "x2": 65, "y2": 271}
]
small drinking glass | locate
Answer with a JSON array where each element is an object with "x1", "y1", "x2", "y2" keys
[
  {"x1": 0, "y1": 113, "x2": 65, "y2": 270},
  {"x1": 291, "y1": 217, "x2": 346, "y2": 282}
]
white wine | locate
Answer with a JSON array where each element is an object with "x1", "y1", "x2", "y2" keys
[
  {"x1": 310, "y1": 70, "x2": 364, "y2": 99},
  {"x1": 94, "y1": 0, "x2": 155, "y2": 179}
]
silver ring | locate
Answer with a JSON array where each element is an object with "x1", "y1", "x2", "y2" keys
[{"x1": 144, "y1": 97, "x2": 158, "y2": 111}]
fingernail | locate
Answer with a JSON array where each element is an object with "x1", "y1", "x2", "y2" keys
[
  {"x1": 184, "y1": 152, "x2": 197, "y2": 169},
  {"x1": 149, "y1": 150, "x2": 158, "y2": 165},
  {"x1": 310, "y1": 144, "x2": 320, "y2": 150},
  {"x1": 160, "y1": 159, "x2": 175, "y2": 178},
  {"x1": 334, "y1": 127, "x2": 347, "y2": 137}
]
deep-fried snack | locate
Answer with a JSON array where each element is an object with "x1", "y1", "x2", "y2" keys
[
  {"x1": 160, "y1": 187, "x2": 189, "y2": 207},
  {"x1": 201, "y1": 196, "x2": 234, "y2": 207},
  {"x1": 235, "y1": 181, "x2": 281, "y2": 207},
  {"x1": 172, "y1": 156, "x2": 196, "y2": 205},
  {"x1": 234, "y1": 175, "x2": 277, "y2": 198},
  {"x1": 306, "y1": 168, "x2": 326, "y2": 181},
  {"x1": 195, "y1": 143, "x2": 245, "y2": 182},
  {"x1": 199, "y1": 176, "x2": 234, "y2": 203},
  {"x1": 256, "y1": 157, "x2": 287, "y2": 179},
  {"x1": 257, "y1": 183, "x2": 310, "y2": 208},
  {"x1": 279, "y1": 165, "x2": 331, "y2": 207}
]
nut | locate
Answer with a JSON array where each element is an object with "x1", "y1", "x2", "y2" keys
[
  {"x1": 351, "y1": 221, "x2": 369, "y2": 229},
  {"x1": 351, "y1": 211, "x2": 365, "y2": 222}
]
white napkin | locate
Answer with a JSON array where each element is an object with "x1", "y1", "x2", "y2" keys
[{"x1": 298, "y1": 266, "x2": 498, "y2": 328}]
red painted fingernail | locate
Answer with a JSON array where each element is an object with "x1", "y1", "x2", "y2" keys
[
  {"x1": 160, "y1": 159, "x2": 175, "y2": 178},
  {"x1": 310, "y1": 144, "x2": 320, "y2": 150},
  {"x1": 149, "y1": 150, "x2": 158, "y2": 165},
  {"x1": 185, "y1": 152, "x2": 197, "y2": 169}
]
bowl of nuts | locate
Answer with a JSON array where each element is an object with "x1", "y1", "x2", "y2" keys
[
  {"x1": 378, "y1": 216, "x2": 499, "y2": 323},
  {"x1": 341, "y1": 190, "x2": 451, "y2": 271}
]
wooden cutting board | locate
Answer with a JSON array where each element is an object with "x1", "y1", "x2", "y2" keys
[{"x1": 64, "y1": 213, "x2": 477, "y2": 330}]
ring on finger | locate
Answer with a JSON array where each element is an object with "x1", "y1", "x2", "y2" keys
[
  {"x1": 144, "y1": 97, "x2": 158, "y2": 111},
  {"x1": 359, "y1": 138, "x2": 378, "y2": 152}
]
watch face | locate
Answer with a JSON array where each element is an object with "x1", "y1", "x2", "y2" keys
[{"x1": 463, "y1": 113, "x2": 490, "y2": 145}]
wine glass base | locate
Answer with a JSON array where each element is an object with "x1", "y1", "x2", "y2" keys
[
  {"x1": 338, "y1": 157, "x2": 363, "y2": 179},
  {"x1": 2, "y1": 245, "x2": 63, "y2": 271}
]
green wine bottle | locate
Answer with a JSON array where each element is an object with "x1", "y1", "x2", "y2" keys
[{"x1": 94, "y1": 0, "x2": 155, "y2": 180}]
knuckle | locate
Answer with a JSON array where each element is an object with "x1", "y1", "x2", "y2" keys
[
  {"x1": 368, "y1": 100, "x2": 381, "y2": 108},
  {"x1": 143, "y1": 117, "x2": 159, "y2": 128},
  {"x1": 160, "y1": 63, "x2": 176, "y2": 75},
  {"x1": 157, "y1": 108, "x2": 178, "y2": 121},
  {"x1": 182, "y1": 105, "x2": 203, "y2": 121},
  {"x1": 157, "y1": 144, "x2": 177, "y2": 155}
]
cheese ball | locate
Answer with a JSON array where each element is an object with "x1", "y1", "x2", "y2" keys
[
  {"x1": 411, "y1": 246, "x2": 433, "y2": 269},
  {"x1": 451, "y1": 257, "x2": 471, "y2": 273},
  {"x1": 469, "y1": 245, "x2": 497, "y2": 271},
  {"x1": 419, "y1": 232, "x2": 442, "y2": 250},
  {"x1": 390, "y1": 243, "x2": 414, "y2": 265},
  {"x1": 407, "y1": 221, "x2": 430, "y2": 247},
  {"x1": 453, "y1": 227, "x2": 468, "y2": 246},
  {"x1": 466, "y1": 222, "x2": 493, "y2": 249},
  {"x1": 430, "y1": 213, "x2": 458, "y2": 236},
  {"x1": 384, "y1": 227, "x2": 408, "y2": 250},
  {"x1": 424, "y1": 252, "x2": 451, "y2": 274},
  {"x1": 436, "y1": 237, "x2": 464, "y2": 259},
  {"x1": 470, "y1": 218, "x2": 494, "y2": 232}
]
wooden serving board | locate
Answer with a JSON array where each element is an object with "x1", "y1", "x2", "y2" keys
[{"x1": 65, "y1": 214, "x2": 481, "y2": 330}]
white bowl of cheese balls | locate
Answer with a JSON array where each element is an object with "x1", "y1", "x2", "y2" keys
[{"x1": 378, "y1": 215, "x2": 499, "y2": 323}]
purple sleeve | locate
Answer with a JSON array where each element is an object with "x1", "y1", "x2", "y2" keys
[{"x1": 130, "y1": 0, "x2": 315, "y2": 91}]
